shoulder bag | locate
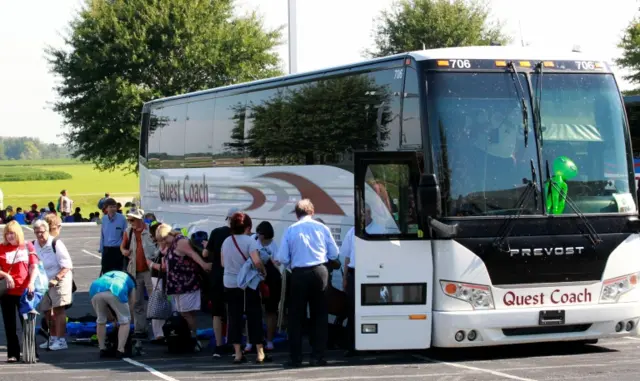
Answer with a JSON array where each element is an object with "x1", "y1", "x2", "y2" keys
[{"x1": 232, "y1": 236, "x2": 270, "y2": 298}]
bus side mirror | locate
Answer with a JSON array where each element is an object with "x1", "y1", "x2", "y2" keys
[{"x1": 418, "y1": 174, "x2": 441, "y2": 218}]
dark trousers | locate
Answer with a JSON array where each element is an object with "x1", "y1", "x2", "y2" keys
[
  {"x1": 289, "y1": 264, "x2": 329, "y2": 363},
  {"x1": 346, "y1": 267, "x2": 356, "y2": 351},
  {"x1": 1, "y1": 294, "x2": 32, "y2": 359},
  {"x1": 101, "y1": 246, "x2": 126, "y2": 275},
  {"x1": 225, "y1": 287, "x2": 264, "y2": 345}
]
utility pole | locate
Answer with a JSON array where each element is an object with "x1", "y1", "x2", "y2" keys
[{"x1": 288, "y1": 0, "x2": 298, "y2": 75}]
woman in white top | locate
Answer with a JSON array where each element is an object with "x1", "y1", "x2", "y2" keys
[
  {"x1": 32, "y1": 219, "x2": 73, "y2": 351},
  {"x1": 221, "y1": 212, "x2": 269, "y2": 364},
  {"x1": 254, "y1": 221, "x2": 281, "y2": 351}
]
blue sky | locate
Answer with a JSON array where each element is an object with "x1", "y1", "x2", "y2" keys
[{"x1": 0, "y1": 0, "x2": 638, "y2": 144}]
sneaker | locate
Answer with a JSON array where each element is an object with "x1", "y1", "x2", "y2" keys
[
  {"x1": 49, "y1": 338, "x2": 68, "y2": 351},
  {"x1": 99, "y1": 349, "x2": 111, "y2": 359},
  {"x1": 39, "y1": 338, "x2": 53, "y2": 349},
  {"x1": 114, "y1": 351, "x2": 125, "y2": 360}
]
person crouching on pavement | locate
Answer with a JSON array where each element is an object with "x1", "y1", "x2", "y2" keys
[{"x1": 90, "y1": 270, "x2": 136, "y2": 359}]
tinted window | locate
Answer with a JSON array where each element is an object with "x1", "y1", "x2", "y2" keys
[
  {"x1": 401, "y1": 67, "x2": 422, "y2": 148},
  {"x1": 365, "y1": 68, "x2": 403, "y2": 152},
  {"x1": 185, "y1": 99, "x2": 215, "y2": 168},
  {"x1": 158, "y1": 103, "x2": 186, "y2": 168},
  {"x1": 243, "y1": 88, "x2": 284, "y2": 165},
  {"x1": 139, "y1": 112, "x2": 150, "y2": 159},
  {"x1": 213, "y1": 94, "x2": 246, "y2": 166},
  {"x1": 147, "y1": 107, "x2": 166, "y2": 168}
]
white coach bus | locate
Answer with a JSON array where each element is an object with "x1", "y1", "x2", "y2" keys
[{"x1": 139, "y1": 46, "x2": 640, "y2": 349}]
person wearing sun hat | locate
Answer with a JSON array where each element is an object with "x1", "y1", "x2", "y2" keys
[{"x1": 120, "y1": 208, "x2": 156, "y2": 339}]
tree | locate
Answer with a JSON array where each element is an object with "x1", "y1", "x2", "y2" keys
[
  {"x1": 617, "y1": 17, "x2": 640, "y2": 92},
  {"x1": 20, "y1": 141, "x2": 41, "y2": 160},
  {"x1": 367, "y1": 0, "x2": 509, "y2": 58},
  {"x1": 47, "y1": 0, "x2": 283, "y2": 172}
]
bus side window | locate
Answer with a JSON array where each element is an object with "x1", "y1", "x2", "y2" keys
[
  {"x1": 401, "y1": 67, "x2": 422, "y2": 148},
  {"x1": 363, "y1": 163, "x2": 417, "y2": 235}
]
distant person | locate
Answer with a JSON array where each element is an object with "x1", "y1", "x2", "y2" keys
[
  {"x1": 12, "y1": 207, "x2": 26, "y2": 225},
  {"x1": 72, "y1": 207, "x2": 83, "y2": 223},
  {"x1": 98, "y1": 193, "x2": 110, "y2": 211},
  {"x1": 89, "y1": 271, "x2": 136, "y2": 359},
  {"x1": 92, "y1": 211, "x2": 101, "y2": 223},
  {"x1": 38, "y1": 208, "x2": 48, "y2": 221},
  {"x1": 3, "y1": 206, "x2": 14, "y2": 224},
  {"x1": 62, "y1": 212, "x2": 74, "y2": 223},
  {"x1": 47, "y1": 202, "x2": 56, "y2": 215},
  {"x1": 116, "y1": 203, "x2": 123, "y2": 214},
  {"x1": 58, "y1": 190, "x2": 73, "y2": 215},
  {"x1": 25, "y1": 204, "x2": 38, "y2": 224},
  {"x1": 99, "y1": 198, "x2": 127, "y2": 275}
]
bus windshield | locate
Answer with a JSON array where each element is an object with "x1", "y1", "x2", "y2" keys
[
  {"x1": 426, "y1": 72, "x2": 540, "y2": 217},
  {"x1": 533, "y1": 73, "x2": 634, "y2": 214},
  {"x1": 426, "y1": 71, "x2": 634, "y2": 217}
]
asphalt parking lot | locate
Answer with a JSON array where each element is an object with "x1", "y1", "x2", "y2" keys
[{"x1": 1, "y1": 224, "x2": 640, "y2": 381}]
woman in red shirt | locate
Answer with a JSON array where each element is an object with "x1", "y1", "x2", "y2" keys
[{"x1": 0, "y1": 221, "x2": 39, "y2": 363}]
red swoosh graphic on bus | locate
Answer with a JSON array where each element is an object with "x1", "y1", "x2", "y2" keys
[
  {"x1": 236, "y1": 186, "x2": 267, "y2": 211},
  {"x1": 258, "y1": 172, "x2": 345, "y2": 216}
]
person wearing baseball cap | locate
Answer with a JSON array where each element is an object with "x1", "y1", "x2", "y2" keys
[
  {"x1": 121, "y1": 208, "x2": 156, "y2": 339},
  {"x1": 202, "y1": 206, "x2": 240, "y2": 358}
]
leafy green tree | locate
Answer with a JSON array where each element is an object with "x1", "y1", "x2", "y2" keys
[
  {"x1": 618, "y1": 18, "x2": 640, "y2": 92},
  {"x1": 47, "y1": 0, "x2": 283, "y2": 171},
  {"x1": 20, "y1": 141, "x2": 42, "y2": 160},
  {"x1": 367, "y1": 0, "x2": 509, "y2": 58}
]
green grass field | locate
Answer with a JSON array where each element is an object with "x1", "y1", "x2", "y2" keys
[{"x1": 1, "y1": 160, "x2": 139, "y2": 217}]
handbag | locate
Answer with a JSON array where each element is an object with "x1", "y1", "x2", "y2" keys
[
  {"x1": 232, "y1": 236, "x2": 269, "y2": 298},
  {"x1": 0, "y1": 249, "x2": 20, "y2": 298},
  {"x1": 147, "y1": 279, "x2": 172, "y2": 320}
]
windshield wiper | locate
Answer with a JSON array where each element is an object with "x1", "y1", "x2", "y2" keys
[
  {"x1": 544, "y1": 160, "x2": 602, "y2": 247},
  {"x1": 493, "y1": 159, "x2": 539, "y2": 252},
  {"x1": 508, "y1": 61, "x2": 530, "y2": 148},
  {"x1": 534, "y1": 62, "x2": 544, "y2": 147}
]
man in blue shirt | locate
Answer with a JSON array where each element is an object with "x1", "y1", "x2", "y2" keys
[
  {"x1": 90, "y1": 270, "x2": 136, "y2": 358},
  {"x1": 99, "y1": 198, "x2": 128, "y2": 275},
  {"x1": 276, "y1": 199, "x2": 339, "y2": 367}
]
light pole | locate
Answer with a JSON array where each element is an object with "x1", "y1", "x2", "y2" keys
[{"x1": 288, "y1": 0, "x2": 298, "y2": 75}]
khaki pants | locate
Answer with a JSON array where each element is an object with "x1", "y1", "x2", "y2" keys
[{"x1": 129, "y1": 270, "x2": 153, "y2": 334}]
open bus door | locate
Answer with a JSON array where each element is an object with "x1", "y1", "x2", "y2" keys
[{"x1": 353, "y1": 151, "x2": 433, "y2": 350}]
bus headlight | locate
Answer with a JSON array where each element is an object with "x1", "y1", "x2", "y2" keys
[
  {"x1": 600, "y1": 272, "x2": 639, "y2": 303},
  {"x1": 440, "y1": 280, "x2": 494, "y2": 309}
]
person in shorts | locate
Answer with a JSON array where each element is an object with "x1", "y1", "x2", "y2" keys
[
  {"x1": 90, "y1": 270, "x2": 136, "y2": 359},
  {"x1": 32, "y1": 219, "x2": 73, "y2": 351}
]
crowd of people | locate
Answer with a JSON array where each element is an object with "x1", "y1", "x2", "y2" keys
[
  {"x1": 0, "y1": 191, "x2": 137, "y2": 225},
  {"x1": 0, "y1": 197, "x2": 358, "y2": 367}
]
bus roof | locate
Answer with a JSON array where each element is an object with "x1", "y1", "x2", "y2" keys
[{"x1": 143, "y1": 46, "x2": 608, "y2": 108}]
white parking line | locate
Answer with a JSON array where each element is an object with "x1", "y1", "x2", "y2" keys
[
  {"x1": 81, "y1": 249, "x2": 102, "y2": 259},
  {"x1": 122, "y1": 358, "x2": 180, "y2": 381},
  {"x1": 413, "y1": 355, "x2": 537, "y2": 381}
]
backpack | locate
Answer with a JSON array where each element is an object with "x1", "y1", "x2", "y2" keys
[
  {"x1": 162, "y1": 312, "x2": 195, "y2": 354},
  {"x1": 105, "y1": 324, "x2": 134, "y2": 357}
]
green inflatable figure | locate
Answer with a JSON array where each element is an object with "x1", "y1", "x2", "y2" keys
[{"x1": 545, "y1": 156, "x2": 578, "y2": 215}]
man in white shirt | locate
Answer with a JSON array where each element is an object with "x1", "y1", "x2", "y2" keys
[{"x1": 59, "y1": 190, "x2": 73, "y2": 215}]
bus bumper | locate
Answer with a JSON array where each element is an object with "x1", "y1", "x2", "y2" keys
[{"x1": 432, "y1": 302, "x2": 640, "y2": 348}]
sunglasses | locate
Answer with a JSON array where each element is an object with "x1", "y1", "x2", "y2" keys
[{"x1": 127, "y1": 219, "x2": 136, "y2": 223}]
